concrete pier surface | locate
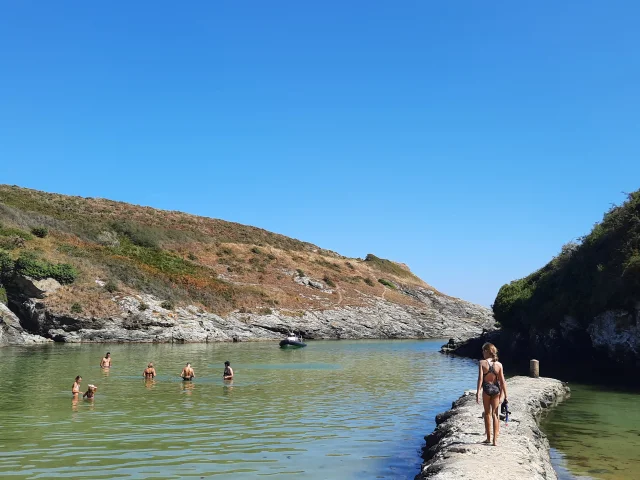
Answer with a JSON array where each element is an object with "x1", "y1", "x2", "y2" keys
[{"x1": 416, "y1": 376, "x2": 570, "y2": 480}]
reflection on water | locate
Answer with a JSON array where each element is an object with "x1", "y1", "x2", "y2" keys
[
  {"x1": 0, "y1": 340, "x2": 478, "y2": 479},
  {"x1": 541, "y1": 383, "x2": 640, "y2": 480}
]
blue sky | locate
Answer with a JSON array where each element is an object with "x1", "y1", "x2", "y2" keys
[{"x1": 1, "y1": 1, "x2": 639, "y2": 306}]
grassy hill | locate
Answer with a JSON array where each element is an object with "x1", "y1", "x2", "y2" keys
[
  {"x1": 493, "y1": 189, "x2": 640, "y2": 331},
  {"x1": 0, "y1": 185, "x2": 434, "y2": 317}
]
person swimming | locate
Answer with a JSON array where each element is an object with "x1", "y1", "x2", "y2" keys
[
  {"x1": 83, "y1": 384, "x2": 97, "y2": 400},
  {"x1": 180, "y1": 363, "x2": 195, "y2": 381},
  {"x1": 72, "y1": 375, "x2": 82, "y2": 397},
  {"x1": 223, "y1": 361, "x2": 234, "y2": 380},
  {"x1": 100, "y1": 352, "x2": 112, "y2": 368},
  {"x1": 143, "y1": 363, "x2": 156, "y2": 378}
]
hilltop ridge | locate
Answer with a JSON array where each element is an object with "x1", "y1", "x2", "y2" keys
[{"x1": 0, "y1": 185, "x2": 493, "y2": 344}]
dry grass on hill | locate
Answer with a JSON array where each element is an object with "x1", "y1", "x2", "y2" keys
[{"x1": 0, "y1": 185, "x2": 435, "y2": 316}]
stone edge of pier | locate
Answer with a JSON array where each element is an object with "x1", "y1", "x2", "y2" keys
[{"x1": 415, "y1": 376, "x2": 571, "y2": 480}]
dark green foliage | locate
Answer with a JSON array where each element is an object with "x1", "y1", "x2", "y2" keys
[
  {"x1": 251, "y1": 246, "x2": 262, "y2": 255},
  {"x1": 30, "y1": 227, "x2": 49, "y2": 238},
  {"x1": 0, "y1": 286, "x2": 7, "y2": 305},
  {"x1": 296, "y1": 268, "x2": 305, "y2": 277},
  {"x1": 70, "y1": 302, "x2": 83, "y2": 314},
  {"x1": 160, "y1": 300, "x2": 174, "y2": 310},
  {"x1": 104, "y1": 279, "x2": 119, "y2": 293},
  {"x1": 364, "y1": 277, "x2": 374, "y2": 287},
  {"x1": 0, "y1": 250, "x2": 14, "y2": 281},
  {"x1": 14, "y1": 252, "x2": 78, "y2": 284},
  {"x1": 187, "y1": 252, "x2": 197, "y2": 261},
  {"x1": 378, "y1": 278, "x2": 397, "y2": 289},
  {"x1": 323, "y1": 275, "x2": 336, "y2": 287},
  {"x1": 115, "y1": 238, "x2": 198, "y2": 275},
  {"x1": 138, "y1": 302, "x2": 149, "y2": 311},
  {"x1": 494, "y1": 191, "x2": 640, "y2": 330}
]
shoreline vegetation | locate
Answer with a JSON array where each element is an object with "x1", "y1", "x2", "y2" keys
[{"x1": 415, "y1": 376, "x2": 570, "y2": 480}]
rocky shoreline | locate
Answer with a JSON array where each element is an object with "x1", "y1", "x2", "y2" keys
[
  {"x1": 415, "y1": 376, "x2": 570, "y2": 480},
  {"x1": 1, "y1": 285, "x2": 495, "y2": 345}
]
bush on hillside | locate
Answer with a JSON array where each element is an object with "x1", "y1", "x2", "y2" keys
[
  {"x1": 31, "y1": 227, "x2": 49, "y2": 238},
  {"x1": 160, "y1": 300, "x2": 174, "y2": 310},
  {"x1": 378, "y1": 278, "x2": 397, "y2": 289},
  {"x1": 111, "y1": 221, "x2": 160, "y2": 249},
  {"x1": 323, "y1": 275, "x2": 336, "y2": 288},
  {"x1": 364, "y1": 277, "x2": 374, "y2": 287},
  {"x1": 13, "y1": 252, "x2": 78, "y2": 284},
  {"x1": 70, "y1": 302, "x2": 83, "y2": 314},
  {"x1": 0, "y1": 250, "x2": 15, "y2": 281},
  {"x1": 0, "y1": 236, "x2": 26, "y2": 250},
  {"x1": 0, "y1": 286, "x2": 7, "y2": 305},
  {"x1": 104, "y1": 279, "x2": 119, "y2": 293}
]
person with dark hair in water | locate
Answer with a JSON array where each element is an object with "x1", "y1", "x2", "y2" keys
[
  {"x1": 180, "y1": 363, "x2": 195, "y2": 381},
  {"x1": 223, "y1": 361, "x2": 234, "y2": 380},
  {"x1": 100, "y1": 352, "x2": 112, "y2": 368},
  {"x1": 476, "y1": 342, "x2": 508, "y2": 446},
  {"x1": 143, "y1": 363, "x2": 156, "y2": 379}
]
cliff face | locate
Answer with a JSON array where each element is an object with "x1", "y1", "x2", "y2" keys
[
  {"x1": 491, "y1": 191, "x2": 640, "y2": 374},
  {"x1": 0, "y1": 185, "x2": 493, "y2": 344}
]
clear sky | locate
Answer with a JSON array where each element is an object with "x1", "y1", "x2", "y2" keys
[{"x1": 1, "y1": 2, "x2": 639, "y2": 306}]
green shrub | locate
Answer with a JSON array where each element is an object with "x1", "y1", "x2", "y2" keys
[
  {"x1": 378, "y1": 278, "x2": 397, "y2": 289},
  {"x1": 104, "y1": 279, "x2": 119, "y2": 293},
  {"x1": 364, "y1": 277, "x2": 374, "y2": 287},
  {"x1": 187, "y1": 252, "x2": 197, "y2": 261},
  {"x1": 296, "y1": 269, "x2": 305, "y2": 277},
  {"x1": 0, "y1": 250, "x2": 15, "y2": 281},
  {"x1": 160, "y1": 300, "x2": 174, "y2": 310},
  {"x1": 70, "y1": 302, "x2": 83, "y2": 314},
  {"x1": 0, "y1": 286, "x2": 7, "y2": 305},
  {"x1": 251, "y1": 246, "x2": 262, "y2": 255},
  {"x1": 138, "y1": 302, "x2": 149, "y2": 311},
  {"x1": 323, "y1": 275, "x2": 336, "y2": 287},
  {"x1": 30, "y1": 227, "x2": 49, "y2": 238},
  {"x1": 14, "y1": 252, "x2": 78, "y2": 284}
]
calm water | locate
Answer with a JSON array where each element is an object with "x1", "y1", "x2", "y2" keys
[
  {"x1": 541, "y1": 383, "x2": 640, "y2": 480},
  {"x1": 0, "y1": 340, "x2": 478, "y2": 479}
]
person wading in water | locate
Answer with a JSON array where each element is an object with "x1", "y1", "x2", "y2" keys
[
  {"x1": 100, "y1": 352, "x2": 112, "y2": 369},
  {"x1": 476, "y1": 342, "x2": 508, "y2": 446},
  {"x1": 143, "y1": 363, "x2": 156, "y2": 379},
  {"x1": 223, "y1": 361, "x2": 234, "y2": 380},
  {"x1": 72, "y1": 376, "x2": 82, "y2": 397},
  {"x1": 180, "y1": 363, "x2": 195, "y2": 381}
]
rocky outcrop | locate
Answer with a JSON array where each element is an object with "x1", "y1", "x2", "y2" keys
[
  {"x1": 13, "y1": 275, "x2": 61, "y2": 299},
  {"x1": 6, "y1": 285, "x2": 494, "y2": 344},
  {"x1": 416, "y1": 376, "x2": 570, "y2": 480},
  {"x1": 0, "y1": 302, "x2": 51, "y2": 346}
]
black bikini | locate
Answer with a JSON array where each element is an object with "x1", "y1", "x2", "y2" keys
[{"x1": 482, "y1": 360, "x2": 501, "y2": 397}]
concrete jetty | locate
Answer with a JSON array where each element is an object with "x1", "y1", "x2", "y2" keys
[{"x1": 416, "y1": 376, "x2": 570, "y2": 480}]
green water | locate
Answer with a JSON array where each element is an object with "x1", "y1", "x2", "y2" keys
[
  {"x1": 0, "y1": 340, "x2": 479, "y2": 479},
  {"x1": 541, "y1": 383, "x2": 640, "y2": 480}
]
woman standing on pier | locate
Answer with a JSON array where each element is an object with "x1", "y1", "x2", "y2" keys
[{"x1": 476, "y1": 342, "x2": 508, "y2": 446}]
